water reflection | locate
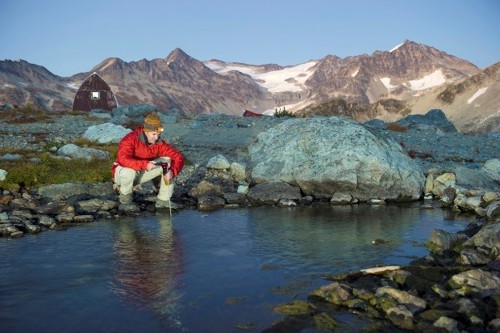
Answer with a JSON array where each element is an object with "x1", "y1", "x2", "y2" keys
[
  {"x1": 248, "y1": 204, "x2": 425, "y2": 273},
  {"x1": 111, "y1": 215, "x2": 184, "y2": 330}
]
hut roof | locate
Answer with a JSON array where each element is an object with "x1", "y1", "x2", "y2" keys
[{"x1": 72, "y1": 73, "x2": 118, "y2": 111}]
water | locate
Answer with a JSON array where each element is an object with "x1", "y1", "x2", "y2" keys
[{"x1": 0, "y1": 203, "x2": 470, "y2": 332}]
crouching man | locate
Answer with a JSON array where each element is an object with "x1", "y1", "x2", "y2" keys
[{"x1": 111, "y1": 112, "x2": 184, "y2": 209}]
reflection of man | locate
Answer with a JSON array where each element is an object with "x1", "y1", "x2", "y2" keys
[
  {"x1": 112, "y1": 216, "x2": 184, "y2": 329},
  {"x1": 112, "y1": 112, "x2": 184, "y2": 209}
]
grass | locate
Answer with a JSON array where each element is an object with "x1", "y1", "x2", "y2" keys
[
  {"x1": 0, "y1": 144, "x2": 117, "y2": 190},
  {"x1": 0, "y1": 105, "x2": 121, "y2": 190},
  {"x1": 0, "y1": 104, "x2": 53, "y2": 124}
]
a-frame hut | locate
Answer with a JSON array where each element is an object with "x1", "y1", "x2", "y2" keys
[{"x1": 72, "y1": 73, "x2": 118, "y2": 111}]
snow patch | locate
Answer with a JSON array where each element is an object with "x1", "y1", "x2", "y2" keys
[
  {"x1": 467, "y1": 87, "x2": 488, "y2": 104},
  {"x1": 206, "y1": 61, "x2": 317, "y2": 93},
  {"x1": 380, "y1": 77, "x2": 397, "y2": 90},
  {"x1": 408, "y1": 70, "x2": 446, "y2": 91},
  {"x1": 3, "y1": 83, "x2": 16, "y2": 88},
  {"x1": 67, "y1": 82, "x2": 79, "y2": 90},
  {"x1": 351, "y1": 69, "x2": 359, "y2": 78},
  {"x1": 390, "y1": 42, "x2": 404, "y2": 52}
]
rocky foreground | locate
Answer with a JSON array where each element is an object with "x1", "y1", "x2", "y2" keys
[{"x1": 0, "y1": 105, "x2": 499, "y2": 332}]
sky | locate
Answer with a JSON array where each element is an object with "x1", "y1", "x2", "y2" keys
[{"x1": 1, "y1": 0, "x2": 499, "y2": 77}]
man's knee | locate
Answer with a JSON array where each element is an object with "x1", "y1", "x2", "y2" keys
[{"x1": 117, "y1": 167, "x2": 137, "y2": 184}]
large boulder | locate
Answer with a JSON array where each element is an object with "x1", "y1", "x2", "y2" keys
[
  {"x1": 395, "y1": 109, "x2": 457, "y2": 133},
  {"x1": 249, "y1": 117, "x2": 424, "y2": 201},
  {"x1": 83, "y1": 123, "x2": 132, "y2": 144}
]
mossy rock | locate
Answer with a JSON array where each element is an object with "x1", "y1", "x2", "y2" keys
[
  {"x1": 375, "y1": 296, "x2": 398, "y2": 312},
  {"x1": 345, "y1": 298, "x2": 369, "y2": 311},
  {"x1": 273, "y1": 300, "x2": 317, "y2": 316},
  {"x1": 386, "y1": 306, "x2": 415, "y2": 330},
  {"x1": 403, "y1": 265, "x2": 465, "y2": 293},
  {"x1": 312, "y1": 312, "x2": 338, "y2": 330},
  {"x1": 417, "y1": 309, "x2": 456, "y2": 322}
]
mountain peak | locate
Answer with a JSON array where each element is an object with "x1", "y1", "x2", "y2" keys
[{"x1": 166, "y1": 48, "x2": 192, "y2": 63}]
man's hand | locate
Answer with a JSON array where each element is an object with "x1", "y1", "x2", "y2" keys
[
  {"x1": 164, "y1": 170, "x2": 173, "y2": 180},
  {"x1": 146, "y1": 161, "x2": 158, "y2": 171}
]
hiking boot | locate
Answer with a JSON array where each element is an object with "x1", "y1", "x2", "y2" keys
[
  {"x1": 119, "y1": 193, "x2": 133, "y2": 205},
  {"x1": 155, "y1": 199, "x2": 179, "y2": 209}
]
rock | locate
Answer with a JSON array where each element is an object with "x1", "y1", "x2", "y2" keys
[
  {"x1": 395, "y1": 109, "x2": 457, "y2": 133},
  {"x1": 375, "y1": 286, "x2": 427, "y2": 313},
  {"x1": 206, "y1": 154, "x2": 230, "y2": 170},
  {"x1": 229, "y1": 162, "x2": 247, "y2": 182},
  {"x1": 237, "y1": 184, "x2": 249, "y2": 194},
  {"x1": 459, "y1": 248, "x2": 491, "y2": 265},
  {"x1": 223, "y1": 192, "x2": 247, "y2": 205},
  {"x1": 432, "y1": 172, "x2": 456, "y2": 197},
  {"x1": 249, "y1": 117, "x2": 424, "y2": 201},
  {"x1": 38, "y1": 182, "x2": 114, "y2": 200},
  {"x1": 486, "y1": 201, "x2": 500, "y2": 220},
  {"x1": 448, "y1": 269, "x2": 500, "y2": 297},
  {"x1": 468, "y1": 222, "x2": 500, "y2": 255},
  {"x1": 0, "y1": 169, "x2": 7, "y2": 181},
  {"x1": 330, "y1": 192, "x2": 353, "y2": 205},
  {"x1": 278, "y1": 199, "x2": 297, "y2": 207},
  {"x1": 482, "y1": 158, "x2": 500, "y2": 181},
  {"x1": 0, "y1": 153, "x2": 22, "y2": 161},
  {"x1": 433, "y1": 316, "x2": 459, "y2": 333},
  {"x1": 73, "y1": 215, "x2": 94, "y2": 223},
  {"x1": 57, "y1": 144, "x2": 110, "y2": 161},
  {"x1": 38, "y1": 215, "x2": 56, "y2": 227},
  {"x1": 455, "y1": 165, "x2": 499, "y2": 192},
  {"x1": 189, "y1": 180, "x2": 223, "y2": 198},
  {"x1": 197, "y1": 195, "x2": 225, "y2": 211},
  {"x1": 428, "y1": 229, "x2": 466, "y2": 253},
  {"x1": 247, "y1": 181, "x2": 302, "y2": 205},
  {"x1": 83, "y1": 123, "x2": 131, "y2": 144}
]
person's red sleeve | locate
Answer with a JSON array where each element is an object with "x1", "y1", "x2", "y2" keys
[{"x1": 116, "y1": 133, "x2": 149, "y2": 171}]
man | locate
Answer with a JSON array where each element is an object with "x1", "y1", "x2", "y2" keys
[{"x1": 112, "y1": 112, "x2": 184, "y2": 209}]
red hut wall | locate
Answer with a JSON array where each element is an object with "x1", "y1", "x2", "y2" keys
[{"x1": 72, "y1": 73, "x2": 118, "y2": 111}]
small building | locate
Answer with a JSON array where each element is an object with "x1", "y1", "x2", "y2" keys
[
  {"x1": 72, "y1": 73, "x2": 118, "y2": 111},
  {"x1": 243, "y1": 109, "x2": 263, "y2": 117}
]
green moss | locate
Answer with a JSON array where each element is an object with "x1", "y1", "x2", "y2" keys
[
  {"x1": 376, "y1": 296, "x2": 397, "y2": 312},
  {"x1": 273, "y1": 300, "x2": 317, "y2": 316},
  {"x1": 312, "y1": 312, "x2": 338, "y2": 330}
]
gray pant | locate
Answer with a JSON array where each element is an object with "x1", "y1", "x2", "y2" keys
[{"x1": 114, "y1": 165, "x2": 174, "y2": 201}]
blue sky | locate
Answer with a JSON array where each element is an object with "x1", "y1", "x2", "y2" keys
[{"x1": 1, "y1": 0, "x2": 499, "y2": 77}]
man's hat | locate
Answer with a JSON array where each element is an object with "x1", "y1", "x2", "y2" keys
[{"x1": 144, "y1": 112, "x2": 163, "y2": 132}]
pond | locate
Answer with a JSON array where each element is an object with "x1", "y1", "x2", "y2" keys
[{"x1": 0, "y1": 202, "x2": 470, "y2": 332}]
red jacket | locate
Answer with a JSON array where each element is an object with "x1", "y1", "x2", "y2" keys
[{"x1": 111, "y1": 127, "x2": 184, "y2": 179}]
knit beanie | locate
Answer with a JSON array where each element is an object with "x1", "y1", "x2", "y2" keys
[{"x1": 143, "y1": 112, "x2": 163, "y2": 132}]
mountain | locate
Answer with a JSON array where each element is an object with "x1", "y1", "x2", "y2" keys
[
  {"x1": 1, "y1": 40, "x2": 497, "y2": 131},
  {"x1": 404, "y1": 61, "x2": 500, "y2": 133},
  {"x1": 0, "y1": 60, "x2": 76, "y2": 110}
]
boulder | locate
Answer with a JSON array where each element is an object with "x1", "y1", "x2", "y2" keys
[
  {"x1": 83, "y1": 123, "x2": 131, "y2": 144},
  {"x1": 249, "y1": 117, "x2": 424, "y2": 201},
  {"x1": 395, "y1": 109, "x2": 457, "y2": 133},
  {"x1": 57, "y1": 144, "x2": 110, "y2": 161}
]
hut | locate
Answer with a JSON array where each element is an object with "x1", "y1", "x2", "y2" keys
[
  {"x1": 72, "y1": 73, "x2": 118, "y2": 111},
  {"x1": 243, "y1": 109, "x2": 263, "y2": 117}
]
